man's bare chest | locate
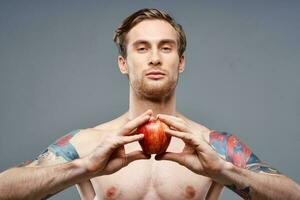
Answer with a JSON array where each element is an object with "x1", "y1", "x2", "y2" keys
[{"x1": 90, "y1": 138, "x2": 212, "y2": 200}]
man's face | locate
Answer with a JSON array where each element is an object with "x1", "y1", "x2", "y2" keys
[{"x1": 118, "y1": 19, "x2": 185, "y2": 101}]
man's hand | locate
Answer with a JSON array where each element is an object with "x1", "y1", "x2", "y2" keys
[
  {"x1": 154, "y1": 114, "x2": 225, "y2": 177},
  {"x1": 81, "y1": 109, "x2": 152, "y2": 177}
]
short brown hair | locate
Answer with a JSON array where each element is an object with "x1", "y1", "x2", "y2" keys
[{"x1": 113, "y1": 8, "x2": 187, "y2": 57}]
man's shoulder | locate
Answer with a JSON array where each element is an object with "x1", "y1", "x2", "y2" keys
[
  {"x1": 70, "y1": 113, "x2": 128, "y2": 156},
  {"x1": 67, "y1": 127, "x2": 110, "y2": 157},
  {"x1": 73, "y1": 112, "x2": 128, "y2": 140},
  {"x1": 92, "y1": 112, "x2": 128, "y2": 131},
  {"x1": 176, "y1": 112, "x2": 211, "y2": 140}
]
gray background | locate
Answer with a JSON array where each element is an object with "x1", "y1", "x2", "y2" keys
[{"x1": 1, "y1": 0, "x2": 299, "y2": 199}]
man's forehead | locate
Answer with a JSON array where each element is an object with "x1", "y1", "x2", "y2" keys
[{"x1": 126, "y1": 20, "x2": 178, "y2": 45}]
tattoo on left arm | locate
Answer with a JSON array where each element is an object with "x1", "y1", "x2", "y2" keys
[
  {"x1": 209, "y1": 130, "x2": 281, "y2": 199},
  {"x1": 209, "y1": 131, "x2": 280, "y2": 174}
]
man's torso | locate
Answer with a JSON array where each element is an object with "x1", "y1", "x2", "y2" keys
[{"x1": 72, "y1": 112, "x2": 218, "y2": 200}]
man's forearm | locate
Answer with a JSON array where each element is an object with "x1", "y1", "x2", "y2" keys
[
  {"x1": 0, "y1": 159, "x2": 88, "y2": 200},
  {"x1": 213, "y1": 162, "x2": 300, "y2": 200}
]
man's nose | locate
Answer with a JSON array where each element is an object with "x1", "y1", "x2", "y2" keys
[{"x1": 149, "y1": 50, "x2": 161, "y2": 66}]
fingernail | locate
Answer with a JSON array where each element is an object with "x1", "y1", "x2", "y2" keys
[
  {"x1": 137, "y1": 134, "x2": 144, "y2": 137},
  {"x1": 155, "y1": 155, "x2": 161, "y2": 160}
]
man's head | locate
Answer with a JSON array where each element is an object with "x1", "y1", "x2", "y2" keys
[
  {"x1": 114, "y1": 8, "x2": 186, "y2": 101},
  {"x1": 114, "y1": 8, "x2": 186, "y2": 58}
]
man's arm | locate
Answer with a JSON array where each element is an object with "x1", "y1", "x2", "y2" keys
[
  {"x1": 218, "y1": 162, "x2": 299, "y2": 200},
  {"x1": 0, "y1": 129, "x2": 91, "y2": 200},
  {"x1": 205, "y1": 181, "x2": 224, "y2": 200},
  {"x1": 0, "y1": 157, "x2": 87, "y2": 200},
  {"x1": 209, "y1": 131, "x2": 300, "y2": 200},
  {"x1": 76, "y1": 180, "x2": 96, "y2": 200},
  {"x1": 155, "y1": 114, "x2": 300, "y2": 200},
  {"x1": 0, "y1": 109, "x2": 153, "y2": 200}
]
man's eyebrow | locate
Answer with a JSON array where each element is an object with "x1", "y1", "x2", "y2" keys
[
  {"x1": 158, "y1": 39, "x2": 176, "y2": 46},
  {"x1": 132, "y1": 39, "x2": 177, "y2": 47},
  {"x1": 132, "y1": 40, "x2": 150, "y2": 46}
]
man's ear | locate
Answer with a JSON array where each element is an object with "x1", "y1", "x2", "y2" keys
[
  {"x1": 118, "y1": 55, "x2": 128, "y2": 74},
  {"x1": 178, "y1": 55, "x2": 185, "y2": 73}
]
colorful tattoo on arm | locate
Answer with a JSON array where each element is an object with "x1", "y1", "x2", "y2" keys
[
  {"x1": 18, "y1": 129, "x2": 81, "y2": 167},
  {"x1": 209, "y1": 130, "x2": 280, "y2": 173},
  {"x1": 209, "y1": 130, "x2": 281, "y2": 199},
  {"x1": 15, "y1": 130, "x2": 82, "y2": 199},
  {"x1": 46, "y1": 129, "x2": 81, "y2": 162}
]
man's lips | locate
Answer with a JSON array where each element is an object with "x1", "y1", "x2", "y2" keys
[
  {"x1": 146, "y1": 70, "x2": 165, "y2": 76},
  {"x1": 146, "y1": 74, "x2": 165, "y2": 79},
  {"x1": 146, "y1": 70, "x2": 166, "y2": 79}
]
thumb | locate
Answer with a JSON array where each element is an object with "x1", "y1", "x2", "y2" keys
[
  {"x1": 155, "y1": 152, "x2": 186, "y2": 165},
  {"x1": 125, "y1": 150, "x2": 151, "y2": 165}
]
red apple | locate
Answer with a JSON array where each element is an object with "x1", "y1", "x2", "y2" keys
[{"x1": 137, "y1": 119, "x2": 171, "y2": 155}]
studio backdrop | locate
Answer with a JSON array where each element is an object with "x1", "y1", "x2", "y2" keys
[{"x1": 1, "y1": 1, "x2": 299, "y2": 199}]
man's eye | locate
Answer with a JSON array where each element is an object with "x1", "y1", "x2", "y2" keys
[
  {"x1": 161, "y1": 47, "x2": 171, "y2": 52},
  {"x1": 137, "y1": 47, "x2": 147, "y2": 52}
]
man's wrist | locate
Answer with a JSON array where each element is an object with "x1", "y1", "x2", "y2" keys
[
  {"x1": 212, "y1": 160, "x2": 252, "y2": 190},
  {"x1": 220, "y1": 160, "x2": 235, "y2": 181},
  {"x1": 73, "y1": 156, "x2": 102, "y2": 180},
  {"x1": 209, "y1": 160, "x2": 236, "y2": 185},
  {"x1": 72, "y1": 158, "x2": 94, "y2": 179}
]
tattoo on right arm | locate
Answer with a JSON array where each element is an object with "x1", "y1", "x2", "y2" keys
[
  {"x1": 18, "y1": 129, "x2": 81, "y2": 167},
  {"x1": 14, "y1": 129, "x2": 82, "y2": 199}
]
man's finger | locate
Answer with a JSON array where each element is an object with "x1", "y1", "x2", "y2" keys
[
  {"x1": 157, "y1": 114, "x2": 188, "y2": 132},
  {"x1": 118, "y1": 134, "x2": 145, "y2": 146},
  {"x1": 164, "y1": 129, "x2": 197, "y2": 146},
  {"x1": 120, "y1": 110, "x2": 152, "y2": 136},
  {"x1": 155, "y1": 152, "x2": 186, "y2": 165},
  {"x1": 105, "y1": 134, "x2": 145, "y2": 157},
  {"x1": 125, "y1": 150, "x2": 151, "y2": 166}
]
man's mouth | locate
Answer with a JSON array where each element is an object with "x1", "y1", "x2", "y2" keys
[{"x1": 146, "y1": 70, "x2": 165, "y2": 79}]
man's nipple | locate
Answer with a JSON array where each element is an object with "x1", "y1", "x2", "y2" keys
[
  {"x1": 106, "y1": 186, "x2": 119, "y2": 199},
  {"x1": 185, "y1": 185, "x2": 196, "y2": 199}
]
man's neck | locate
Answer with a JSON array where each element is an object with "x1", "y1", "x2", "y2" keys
[{"x1": 128, "y1": 87, "x2": 177, "y2": 120}]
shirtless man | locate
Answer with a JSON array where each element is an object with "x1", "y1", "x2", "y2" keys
[{"x1": 0, "y1": 8, "x2": 299, "y2": 200}]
